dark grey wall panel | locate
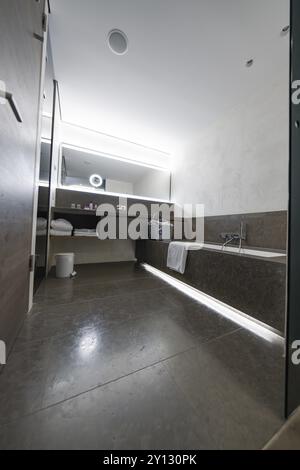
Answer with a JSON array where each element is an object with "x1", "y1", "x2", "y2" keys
[
  {"x1": 204, "y1": 211, "x2": 287, "y2": 251},
  {"x1": 0, "y1": 0, "x2": 45, "y2": 351},
  {"x1": 286, "y1": 0, "x2": 300, "y2": 417}
]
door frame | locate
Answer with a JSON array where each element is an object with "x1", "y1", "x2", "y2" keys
[{"x1": 28, "y1": 1, "x2": 49, "y2": 311}]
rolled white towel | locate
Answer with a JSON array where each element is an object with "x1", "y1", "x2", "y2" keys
[{"x1": 51, "y1": 219, "x2": 73, "y2": 232}]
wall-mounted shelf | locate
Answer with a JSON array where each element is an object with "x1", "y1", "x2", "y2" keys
[
  {"x1": 51, "y1": 206, "x2": 152, "y2": 220},
  {"x1": 50, "y1": 235, "x2": 98, "y2": 239},
  {"x1": 52, "y1": 207, "x2": 98, "y2": 216}
]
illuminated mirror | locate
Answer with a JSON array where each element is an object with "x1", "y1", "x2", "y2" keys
[{"x1": 60, "y1": 145, "x2": 171, "y2": 201}]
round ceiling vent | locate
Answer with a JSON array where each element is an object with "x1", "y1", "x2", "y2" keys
[{"x1": 108, "y1": 29, "x2": 128, "y2": 55}]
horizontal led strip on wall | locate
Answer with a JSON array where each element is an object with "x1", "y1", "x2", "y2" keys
[
  {"x1": 58, "y1": 184, "x2": 173, "y2": 204},
  {"x1": 61, "y1": 143, "x2": 171, "y2": 172},
  {"x1": 142, "y1": 263, "x2": 284, "y2": 345}
]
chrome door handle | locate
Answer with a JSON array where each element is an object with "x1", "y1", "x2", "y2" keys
[{"x1": 0, "y1": 89, "x2": 23, "y2": 122}]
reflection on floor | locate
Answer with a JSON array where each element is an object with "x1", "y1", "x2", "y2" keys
[{"x1": 0, "y1": 262, "x2": 284, "y2": 449}]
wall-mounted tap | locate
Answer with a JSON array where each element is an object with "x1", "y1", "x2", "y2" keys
[
  {"x1": 221, "y1": 233, "x2": 240, "y2": 248},
  {"x1": 220, "y1": 221, "x2": 247, "y2": 250},
  {"x1": 239, "y1": 221, "x2": 247, "y2": 249}
]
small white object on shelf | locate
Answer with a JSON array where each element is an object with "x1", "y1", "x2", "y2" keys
[{"x1": 73, "y1": 229, "x2": 97, "y2": 237}]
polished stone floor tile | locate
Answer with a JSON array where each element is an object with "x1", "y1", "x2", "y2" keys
[
  {"x1": 15, "y1": 301, "x2": 92, "y2": 349},
  {"x1": 88, "y1": 289, "x2": 171, "y2": 325},
  {"x1": 37, "y1": 262, "x2": 152, "y2": 294},
  {"x1": 41, "y1": 310, "x2": 197, "y2": 407},
  {"x1": 34, "y1": 279, "x2": 120, "y2": 307},
  {"x1": 0, "y1": 340, "x2": 50, "y2": 426},
  {"x1": 66, "y1": 261, "x2": 152, "y2": 284},
  {"x1": 0, "y1": 262, "x2": 286, "y2": 449},
  {"x1": 0, "y1": 364, "x2": 211, "y2": 450},
  {"x1": 163, "y1": 329, "x2": 284, "y2": 449},
  {"x1": 0, "y1": 413, "x2": 39, "y2": 450},
  {"x1": 158, "y1": 286, "x2": 201, "y2": 308},
  {"x1": 34, "y1": 274, "x2": 162, "y2": 309},
  {"x1": 16, "y1": 290, "x2": 173, "y2": 350},
  {"x1": 165, "y1": 302, "x2": 240, "y2": 342},
  {"x1": 264, "y1": 407, "x2": 300, "y2": 449},
  {"x1": 115, "y1": 277, "x2": 166, "y2": 294}
]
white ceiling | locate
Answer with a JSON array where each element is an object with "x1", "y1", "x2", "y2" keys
[{"x1": 49, "y1": 0, "x2": 289, "y2": 156}]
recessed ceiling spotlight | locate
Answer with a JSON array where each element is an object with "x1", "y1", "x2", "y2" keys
[
  {"x1": 108, "y1": 29, "x2": 128, "y2": 55},
  {"x1": 281, "y1": 25, "x2": 290, "y2": 36},
  {"x1": 246, "y1": 59, "x2": 254, "y2": 68}
]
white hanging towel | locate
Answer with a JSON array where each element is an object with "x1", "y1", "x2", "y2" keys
[{"x1": 167, "y1": 242, "x2": 203, "y2": 274}]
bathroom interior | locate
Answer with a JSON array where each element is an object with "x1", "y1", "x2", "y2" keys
[{"x1": 1, "y1": 0, "x2": 298, "y2": 450}]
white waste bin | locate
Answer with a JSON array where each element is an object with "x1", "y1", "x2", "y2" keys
[{"x1": 55, "y1": 253, "x2": 74, "y2": 279}]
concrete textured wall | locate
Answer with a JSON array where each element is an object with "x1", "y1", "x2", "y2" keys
[{"x1": 171, "y1": 77, "x2": 289, "y2": 216}]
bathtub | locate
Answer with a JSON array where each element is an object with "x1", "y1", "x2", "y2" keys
[
  {"x1": 143, "y1": 239, "x2": 286, "y2": 332},
  {"x1": 199, "y1": 243, "x2": 285, "y2": 258}
]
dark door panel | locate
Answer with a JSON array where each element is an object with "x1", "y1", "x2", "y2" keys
[
  {"x1": 286, "y1": 0, "x2": 300, "y2": 416},
  {"x1": 0, "y1": 0, "x2": 45, "y2": 351}
]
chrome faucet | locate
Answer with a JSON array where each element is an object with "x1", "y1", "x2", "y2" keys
[
  {"x1": 220, "y1": 221, "x2": 247, "y2": 250},
  {"x1": 238, "y1": 221, "x2": 246, "y2": 250},
  {"x1": 221, "y1": 234, "x2": 239, "y2": 249}
]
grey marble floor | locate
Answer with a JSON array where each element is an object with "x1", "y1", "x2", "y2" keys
[
  {"x1": 264, "y1": 407, "x2": 300, "y2": 449},
  {"x1": 0, "y1": 262, "x2": 285, "y2": 449}
]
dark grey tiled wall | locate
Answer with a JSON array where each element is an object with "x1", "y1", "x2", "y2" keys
[{"x1": 187, "y1": 211, "x2": 287, "y2": 251}]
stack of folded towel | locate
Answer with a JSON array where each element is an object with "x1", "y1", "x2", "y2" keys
[
  {"x1": 73, "y1": 228, "x2": 97, "y2": 237},
  {"x1": 50, "y1": 219, "x2": 73, "y2": 237},
  {"x1": 37, "y1": 217, "x2": 47, "y2": 236}
]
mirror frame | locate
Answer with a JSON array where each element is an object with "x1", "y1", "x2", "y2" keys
[{"x1": 57, "y1": 143, "x2": 172, "y2": 203}]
